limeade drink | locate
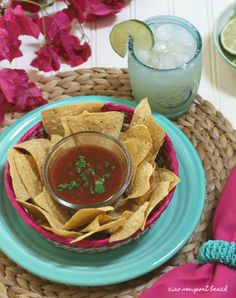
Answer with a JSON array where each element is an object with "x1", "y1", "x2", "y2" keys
[
  {"x1": 135, "y1": 24, "x2": 197, "y2": 70},
  {"x1": 128, "y1": 16, "x2": 202, "y2": 118}
]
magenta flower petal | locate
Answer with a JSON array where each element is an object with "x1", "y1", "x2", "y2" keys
[
  {"x1": 64, "y1": 0, "x2": 87, "y2": 23},
  {"x1": 53, "y1": 33, "x2": 91, "y2": 67},
  {"x1": 0, "y1": 69, "x2": 48, "y2": 123},
  {"x1": 0, "y1": 21, "x2": 22, "y2": 62},
  {"x1": 38, "y1": 11, "x2": 71, "y2": 42},
  {"x1": 85, "y1": 0, "x2": 125, "y2": 21},
  {"x1": 4, "y1": 5, "x2": 40, "y2": 38},
  {"x1": 31, "y1": 45, "x2": 60, "y2": 72},
  {"x1": 11, "y1": 0, "x2": 41, "y2": 13}
]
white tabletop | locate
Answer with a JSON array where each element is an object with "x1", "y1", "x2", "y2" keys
[{"x1": 1, "y1": 0, "x2": 236, "y2": 128}]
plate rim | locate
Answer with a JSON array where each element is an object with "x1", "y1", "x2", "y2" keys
[{"x1": 0, "y1": 96, "x2": 206, "y2": 286}]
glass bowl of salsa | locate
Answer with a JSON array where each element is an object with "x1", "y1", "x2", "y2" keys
[{"x1": 43, "y1": 131, "x2": 132, "y2": 210}]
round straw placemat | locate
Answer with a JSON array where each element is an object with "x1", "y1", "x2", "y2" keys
[{"x1": 0, "y1": 68, "x2": 236, "y2": 298}]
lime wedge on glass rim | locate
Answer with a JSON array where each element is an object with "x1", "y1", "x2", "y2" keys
[
  {"x1": 109, "y1": 19, "x2": 154, "y2": 57},
  {"x1": 220, "y1": 18, "x2": 236, "y2": 55}
]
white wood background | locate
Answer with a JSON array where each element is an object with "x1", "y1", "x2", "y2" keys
[{"x1": 1, "y1": 0, "x2": 236, "y2": 128}]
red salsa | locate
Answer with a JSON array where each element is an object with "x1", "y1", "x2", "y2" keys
[{"x1": 48, "y1": 145, "x2": 125, "y2": 205}]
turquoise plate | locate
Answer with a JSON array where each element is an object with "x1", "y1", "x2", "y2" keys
[{"x1": 0, "y1": 96, "x2": 205, "y2": 286}]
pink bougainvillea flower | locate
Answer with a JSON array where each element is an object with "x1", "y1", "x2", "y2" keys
[
  {"x1": 11, "y1": 0, "x2": 41, "y2": 13},
  {"x1": 0, "y1": 28, "x2": 11, "y2": 61},
  {"x1": 64, "y1": 0, "x2": 87, "y2": 23},
  {"x1": 54, "y1": 33, "x2": 91, "y2": 67},
  {"x1": 33, "y1": 10, "x2": 92, "y2": 71},
  {"x1": 0, "y1": 0, "x2": 126, "y2": 71},
  {"x1": 31, "y1": 44, "x2": 60, "y2": 72},
  {"x1": 4, "y1": 5, "x2": 40, "y2": 38},
  {"x1": 0, "y1": 19, "x2": 22, "y2": 61},
  {"x1": 85, "y1": 0, "x2": 125, "y2": 22},
  {"x1": 0, "y1": 69, "x2": 47, "y2": 123},
  {"x1": 38, "y1": 10, "x2": 71, "y2": 42}
]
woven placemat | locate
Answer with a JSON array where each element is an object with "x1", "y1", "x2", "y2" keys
[{"x1": 1, "y1": 68, "x2": 236, "y2": 298}]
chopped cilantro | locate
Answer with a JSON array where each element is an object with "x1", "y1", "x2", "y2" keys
[
  {"x1": 57, "y1": 180, "x2": 79, "y2": 192},
  {"x1": 75, "y1": 155, "x2": 87, "y2": 173},
  {"x1": 104, "y1": 160, "x2": 115, "y2": 170},
  {"x1": 104, "y1": 160, "x2": 111, "y2": 169},
  {"x1": 94, "y1": 179, "x2": 105, "y2": 194},
  {"x1": 80, "y1": 172, "x2": 89, "y2": 188},
  {"x1": 68, "y1": 180, "x2": 79, "y2": 190},
  {"x1": 88, "y1": 168, "x2": 96, "y2": 176},
  {"x1": 90, "y1": 187, "x2": 95, "y2": 194},
  {"x1": 102, "y1": 172, "x2": 110, "y2": 181}
]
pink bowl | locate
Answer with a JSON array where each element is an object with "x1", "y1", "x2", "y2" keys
[{"x1": 4, "y1": 102, "x2": 178, "y2": 252}]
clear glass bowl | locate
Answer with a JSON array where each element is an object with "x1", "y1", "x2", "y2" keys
[
  {"x1": 214, "y1": 2, "x2": 236, "y2": 71},
  {"x1": 43, "y1": 131, "x2": 132, "y2": 210}
]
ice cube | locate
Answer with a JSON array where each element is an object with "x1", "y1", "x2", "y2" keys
[
  {"x1": 148, "y1": 53, "x2": 160, "y2": 68},
  {"x1": 153, "y1": 42, "x2": 167, "y2": 53},
  {"x1": 178, "y1": 27, "x2": 196, "y2": 47},
  {"x1": 135, "y1": 48, "x2": 150, "y2": 64},
  {"x1": 156, "y1": 24, "x2": 175, "y2": 41},
  {"x1": 174, "y1": 53, "x2": 192, "y2": 67},
  {"x1": 159, "y1": 52, "x2": 178, "y2": 70}
]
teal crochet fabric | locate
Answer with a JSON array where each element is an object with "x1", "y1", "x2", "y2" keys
[{"x1": 197, "y1": 240, "x2": 236, "y2": 267}]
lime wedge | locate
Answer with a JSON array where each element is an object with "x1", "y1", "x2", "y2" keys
[
  {"x1": 220, "y1": 18, "x2": 236, "y2": 55},
  {"x1": 110, "y1": 19, "x2": 154, "y2": 57}
]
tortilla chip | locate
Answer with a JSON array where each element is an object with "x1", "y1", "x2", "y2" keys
[
  {"x1": 50, "y1": 134, "x2": 63, "y2": 146},
  {"x1": 115, "y1": 199, "x2": 139, "y2": 214},
  {"x1": 141, "y1": 182, "x2": 170, "y2": 230},
  {"x1": 156, "y1": 168, "x2": 180, "y2": 191},
  {"x1": 42, "y1": 225, "x2": 82, "y2": 238},
  {"x1": 120, "y1": 125, "x2": 152, "y2": 165},
  {"x1": 33, "y1": 187, "x2": 71, "y2": 224},
  {"x1": 80, "y1": 214, "x2": 114, "y2": 232},
  {"x1": 42, "y1": 103, "x2": 103, "y2": 136},
  {"x1": 121, "y1": 139, "x2": 138, "y2": 190},
  {"x1": 61, "y1": 111, "x2": 124, "y2": 139},
  {"x1": 136, "y1": 167, "x2": 160, "y2": 205},
  {"x1": 9, "y1": 149, "x2": 42, "y2": 199},
  {"x1": 17, "y1": 200, "x2": 63, "y2": 229},
  {"x1": 122, "y1": 124, "x2": 152, "y2": 143},
  {"x1": 8, "y1": 149, "x2": 31, "y2": 201},
  {"x1": 109, "y1": 202, "x2": 149, "y2": 243},
  {"x1": 130, "y1": 98, "x2": 165, "y2": 160},
  {"x1": 127, "y1": 161, "x2": 154, "y2": 199},
  {"x1": 121, "y1": 210, "x2": 133, "y2": 219},
  {"x1": 70, "y1": 217, "x2": 125, "y2": 243},
  {"x1": 63, "y1": 206, "x2": 114, "y2": 230},
  {"x1": 60, "y1": 118, "x2": 73, "y2": 136},
  {"x1": 141, "y1": 169, "x2": 180, "y2": 230},
  {"x1": 15, "y1": 139, "x2": 50, "y2": 180}
]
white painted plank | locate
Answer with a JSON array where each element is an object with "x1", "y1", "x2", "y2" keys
[{"x1": 95, "y1": 2, "x2": 132, "y2": 67}]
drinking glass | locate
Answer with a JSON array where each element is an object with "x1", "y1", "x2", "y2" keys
[{"x1": 128, "y1": 15, "x2": 202, "y2": 118}]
